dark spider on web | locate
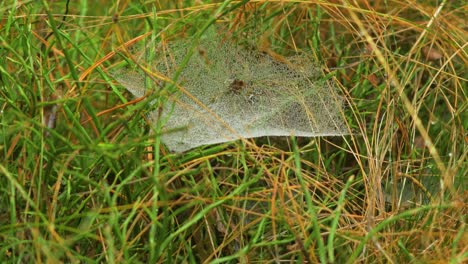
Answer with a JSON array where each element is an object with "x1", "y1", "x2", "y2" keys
[{"x1": 228, "y1": 79, "x2": 247, "y2": 94}]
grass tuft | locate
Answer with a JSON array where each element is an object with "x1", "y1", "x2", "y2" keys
[{"x1": 0, "y1": 0, "x2": 466, "y2": 263}]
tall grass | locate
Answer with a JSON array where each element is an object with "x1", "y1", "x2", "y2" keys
[{"x1": 0, "y1": 0, "x2": 466, "y2": 263}]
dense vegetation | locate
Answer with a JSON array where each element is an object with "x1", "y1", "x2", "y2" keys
[{"x1": 1, "y1": 1, "x2": 466, "y2": 263}]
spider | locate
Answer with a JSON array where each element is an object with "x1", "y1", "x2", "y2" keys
[
  {"x1": 226, "y1": 78, "x2": 262, "y2": 105},
  {"x1": 228, "y1": 79, "x2": 247, "y2": 94}
]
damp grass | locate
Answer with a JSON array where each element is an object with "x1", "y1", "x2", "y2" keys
[{"x1": 0, "y1": 0, "x2": 466, "y2": 263}]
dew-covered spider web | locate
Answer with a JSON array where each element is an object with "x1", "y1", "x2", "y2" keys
[{"x1": 114, "y1": 35, "x2": 348, "y2": 152}]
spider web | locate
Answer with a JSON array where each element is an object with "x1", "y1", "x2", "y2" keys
[{"x1": 114, "y1": 36, "x2": 348, "y2": 152}]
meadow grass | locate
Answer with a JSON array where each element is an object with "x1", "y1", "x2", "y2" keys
[{"x1": 0, "y1": 0, "x2": 466, "y2": 263}]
